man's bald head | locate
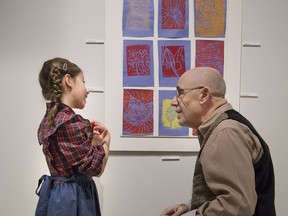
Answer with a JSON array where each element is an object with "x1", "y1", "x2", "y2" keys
[{"x1": 179, "y1": 67, "x2": 226, "y2": 98}]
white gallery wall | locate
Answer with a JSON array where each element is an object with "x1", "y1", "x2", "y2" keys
[
  {"x1": 240, "y1": 0, "x2": 288, "y2": 215},
  {"x1": 0, "y1": 0, "x2": 287, "y2": 215}
]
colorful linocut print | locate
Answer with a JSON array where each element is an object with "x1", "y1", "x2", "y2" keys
[
  {"x1": 158, "y1": 0, "x2": 189, "y2": 38},
  {"x1": 158, "y1": 40, "x2": 191, "y2": 86},
  {"x1": 123, "y1": 40, "x2": 154, "y2": 87},
  {"x1": 159, "y1": 90, "x2": 189, "y2": 136},
  {"x1": 122, "y1": 89, "x2": 154, "y2": 135},
  {"x1": 196, "y1": 40, "x2": 224, "y2": 75},
  {"x1": 194, "y1": 0, "x2": 227, "y2": 38},
  {"x1": 123, "y1": 0, "x2": 154, "y2": 37}
]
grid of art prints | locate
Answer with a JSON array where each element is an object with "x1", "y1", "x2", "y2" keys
[{"x1": 105, "y1": 0, "x2": 242, "y2": 151}]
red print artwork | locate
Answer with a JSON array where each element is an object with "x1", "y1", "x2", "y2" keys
[
  {"x1": 162, "y1": 0, "x2": 186, "y2": 29},
  {"x1": 161, "y1": 45, "x2": 186, "y2": 77},
  {"x1": 126, "y1": 44, "x2": 151, "y2": 76},
  {"x1": 196, "y1": 40, "x2": 224, "y2": 75},
  {"x1": 123, "y1": 89, "x2": 153, "y2": 135}
]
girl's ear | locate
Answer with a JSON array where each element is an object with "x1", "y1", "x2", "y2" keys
[{"x1": 63, "y1": 74, "x2": 73, "y2": 88}]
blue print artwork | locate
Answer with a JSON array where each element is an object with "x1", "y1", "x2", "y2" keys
[{"x1": 123, "y1": 0, "x2": 154, "y2": 37}]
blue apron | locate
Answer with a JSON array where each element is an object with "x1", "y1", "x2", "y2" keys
[{"x1": 35, "y1": 174, "x2": 101, "y2": 216}]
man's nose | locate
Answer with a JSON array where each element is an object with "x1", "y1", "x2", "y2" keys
[{"x1": 171, "y1": 95, "x2": 178, "y2": 106}]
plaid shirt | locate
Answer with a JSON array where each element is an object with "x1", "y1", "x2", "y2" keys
[{"x1": 38, "y1": 103, "x2": 105, "y2": 177}]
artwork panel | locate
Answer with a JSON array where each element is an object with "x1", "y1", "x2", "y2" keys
[
  {"x1": 158, "y1": 0, "x2": 189, "y2": 38},
  {"x1": 123, "y1": 0, "x2": 154, "y2": 37},
  {"x1": 195, "y1": 40, "x2": 224, "y2": 75},
  {"x1": 159, "y1": 90, "x2": 189, "y2": 136},
  {"x1": 122, "y1": 89, "x2": 154, "y2": 135},
  {"x1": 194, "y1": 0, "x2": 227, "y2": 38},
  {"x1": 158, "y1": 40, "x2": 191, "y2": 86},
  {"x1": 123, "y1": 40, "x2": 154, "y2": 87}
]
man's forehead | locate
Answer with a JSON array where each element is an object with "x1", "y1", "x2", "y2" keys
[{"x1": 178, "y1": 73, "x2": 194, "y2": 86}]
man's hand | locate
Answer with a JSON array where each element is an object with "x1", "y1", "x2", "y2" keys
[{"x1": 161, "y1": 204, "x2": 189, "y2": 216}]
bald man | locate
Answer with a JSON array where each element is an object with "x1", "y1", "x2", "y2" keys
[{"x1": 161, "y1": 67, "x2": 275, "y2": 216}]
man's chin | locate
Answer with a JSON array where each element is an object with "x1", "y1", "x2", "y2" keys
[{"x1": 177, "y1": 118, "x2": 186, "y2": 127}]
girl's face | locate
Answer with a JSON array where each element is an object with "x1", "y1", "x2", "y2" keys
[{"x1": 69, "y1": 72, "x2": 89, "y2": 109}]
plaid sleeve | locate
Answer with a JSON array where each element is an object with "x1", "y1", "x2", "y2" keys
[{"x1": 57, "y1": 116, "x2": 105, "y2": 176}]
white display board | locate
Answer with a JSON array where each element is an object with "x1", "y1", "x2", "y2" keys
[{"x1": 105, "y1": 0, "x2": 242, "y2": 151}]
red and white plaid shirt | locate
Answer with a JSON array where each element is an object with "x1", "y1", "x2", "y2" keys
[{"x1": 38, "y1": 103, "x2": 105, "y2": 177}]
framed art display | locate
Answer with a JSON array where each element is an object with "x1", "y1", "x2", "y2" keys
[{"x1": 105, "y1": 0, "x2": 242, "y2": 151}]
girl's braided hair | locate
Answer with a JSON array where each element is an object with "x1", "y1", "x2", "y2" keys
[{"x1": 39, "y1": 57, "x2": 81, "y2": 127}]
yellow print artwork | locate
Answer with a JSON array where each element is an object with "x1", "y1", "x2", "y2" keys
[
  {"x1": 161, "y1": 98, "x2": 181, "y2": 129},
  {"x1": 195, "y1": 0, "x2": 226, "y2": 37}
]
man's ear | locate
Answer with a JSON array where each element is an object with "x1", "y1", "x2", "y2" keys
[
  {"x1": 63, "y1": 74, "x2": 73, "y2": 88},
  {"x1": 200, "y1": 87, "x2": 211, "y2": 103}
]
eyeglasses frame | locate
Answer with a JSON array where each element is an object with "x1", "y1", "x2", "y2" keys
[{"x1": 176, "y1": 86, "x2": 204, "y2": 98}]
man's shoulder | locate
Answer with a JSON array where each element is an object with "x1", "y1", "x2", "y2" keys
[{"x1": 215, "y1": 118, "x2": 251, "y2": 133}]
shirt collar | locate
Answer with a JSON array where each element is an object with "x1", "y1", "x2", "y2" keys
[{"x1": 197, "y1": 103, "x2": 233, "y2": 143}]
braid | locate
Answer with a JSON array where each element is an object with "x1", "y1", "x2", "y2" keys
[
  {"x1": 38, "y1": 57, "x2": 82, "y2": 127},
  {"x1": 50, "y1": 67, "x2": 62, "y2": 104},
  {"x1": 47, "y1": 67, "x2": 63, "y2": 127}
]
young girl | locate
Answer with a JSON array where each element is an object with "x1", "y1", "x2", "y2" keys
[{"x1": 35, "y1": 57, "x2": 110, "y2": 216}]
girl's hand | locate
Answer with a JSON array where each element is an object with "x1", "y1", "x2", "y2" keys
[{"x1": 90, "y1": 121, "x2": 109, "y2": 146}]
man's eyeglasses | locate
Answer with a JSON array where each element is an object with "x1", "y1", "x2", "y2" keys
[{"x1": 176, "y1": 86, "x2": 204, "y2": 98}]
